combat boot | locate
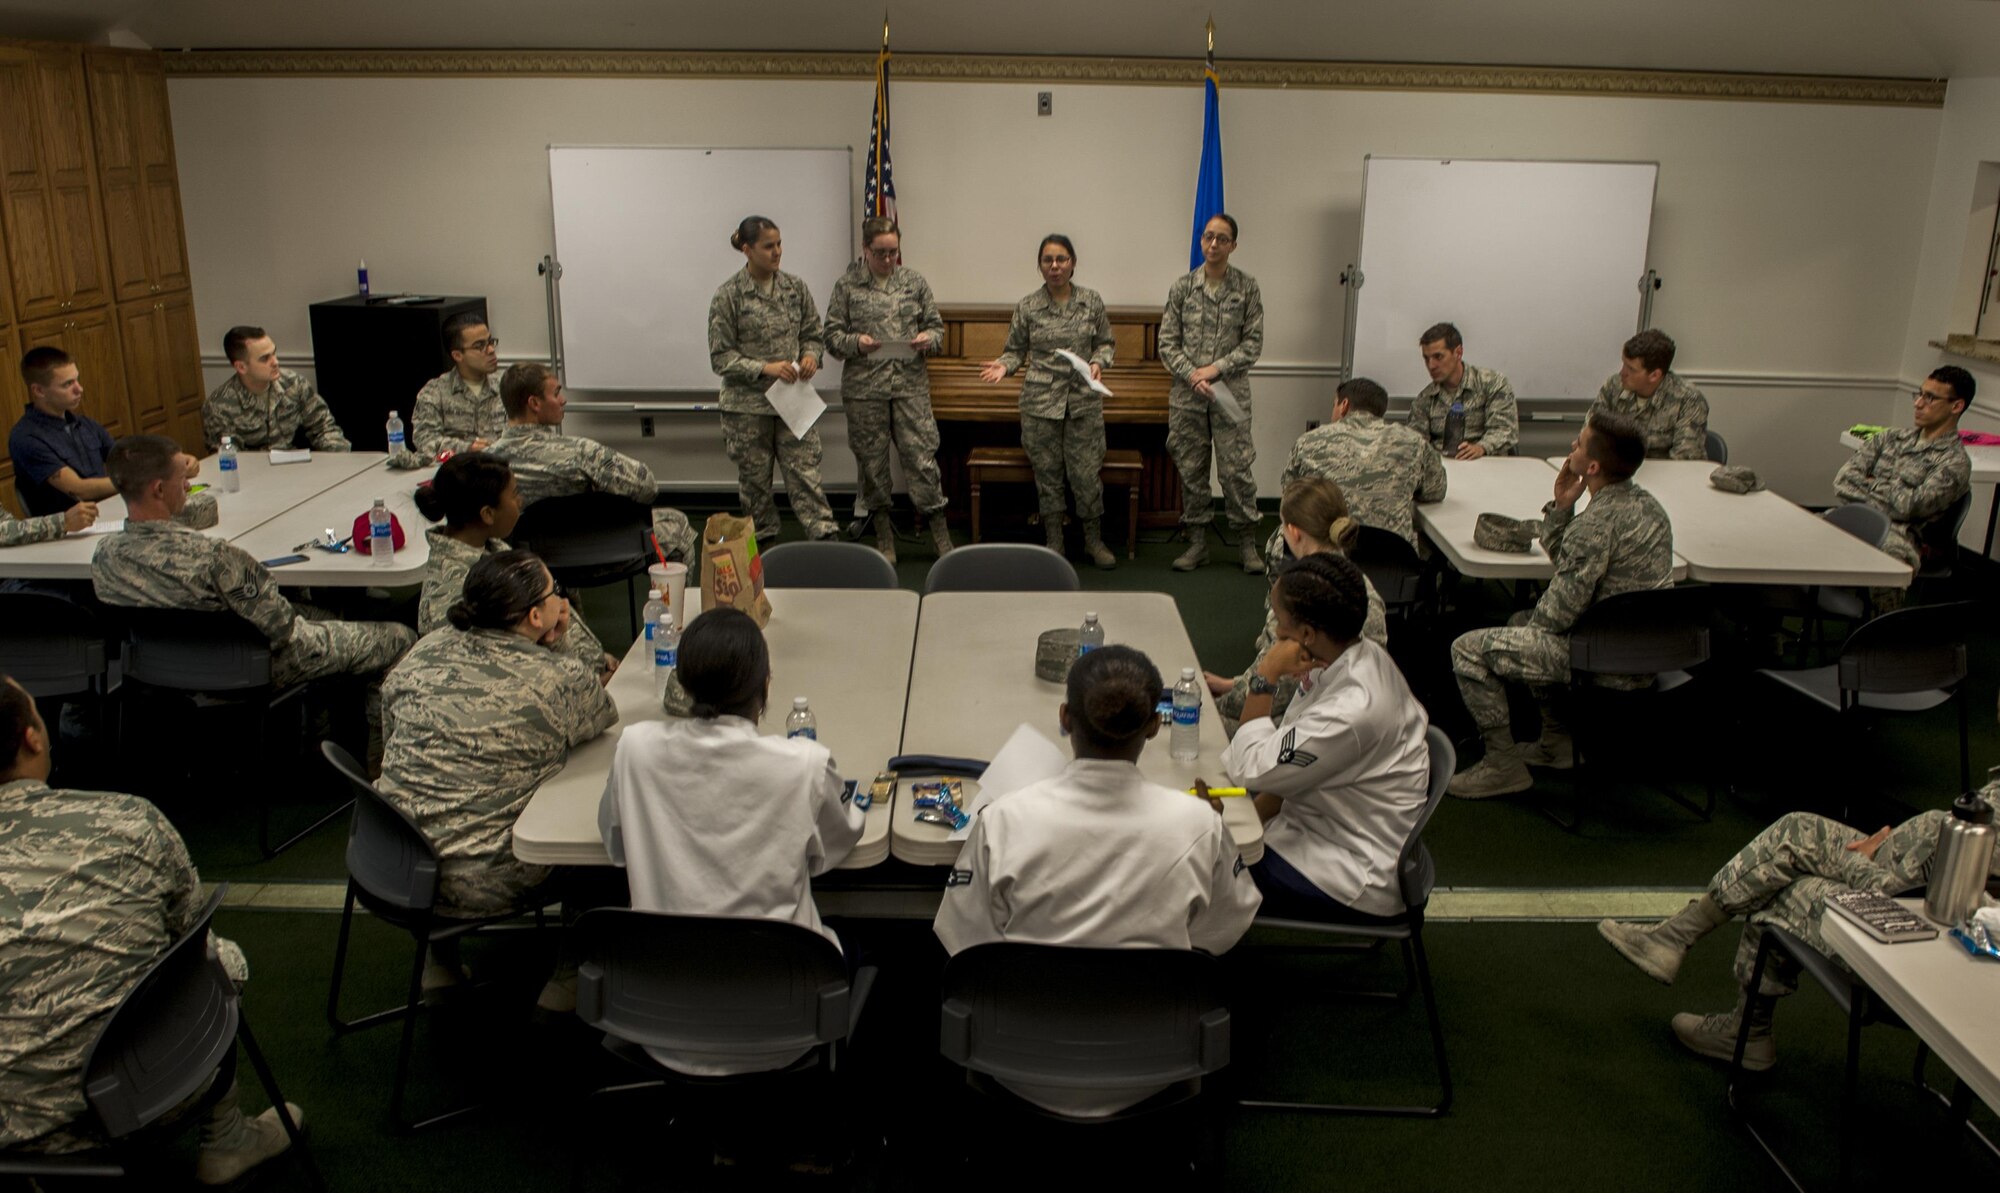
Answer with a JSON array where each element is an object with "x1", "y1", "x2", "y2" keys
[
  {"x1": 195, "y1": 1088, "x2": 302, "y2": 1187},
  {"x1": 1671, "y1": 988, "x2": 1776, "y2": 1071},
  {"x1": 1082, "y1": 519, "x2": 1117, "y2": 570},
  {"x1": 1597, "y1": 894, "x2": 1728, "y2": 985},
  {"x1": 874, "y1": 513, "x2": 897, "y2": 565},
  {"x1": 1173, "y1": 526, "x2": 1209, "y2": 571},
  {"x1": 1447, "y1": 730, "x2": 1533, "y2": 799},
  {"x1": 1042, "y1": 513, "x2": 1066, "y2": 554},
  {"x1": 1518, "y1": 727, "x2": 1575, "y2": 769},
  {"x1": 929, "y1": 514, "x2": 954, "y2": 556},
  {"x1": 1238, "y1": 531, "x2": 1266, "y2": 574}
]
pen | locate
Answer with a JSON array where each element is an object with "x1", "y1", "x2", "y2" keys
[{"x1": 1188, "y1": 787, "x2": 1249, "y2": 798}]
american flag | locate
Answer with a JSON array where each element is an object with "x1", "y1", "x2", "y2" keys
[{"x1": 864, "y1": 42, "x2": 896, "y2": 222}]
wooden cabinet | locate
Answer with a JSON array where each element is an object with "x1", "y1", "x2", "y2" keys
[
  {"x1": 0, "y1": 325, "x2": 19, "y2": 515},
  {"x1": 21, "y1": 306, "x2": 131, "y2": 438},
  {"x1": 116, "y1": 290, "x2": 202, "y2": 445},
  {"x1": 0, "y1": 46, "x2": 110, "y2": 321},
  {"x1": 86, "y1": 50, "x2": 188, "y2": 301}
]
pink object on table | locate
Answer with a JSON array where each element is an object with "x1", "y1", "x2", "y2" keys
[{"x1": 1959, "y1": 431, "x2": 2000, "y2": 445}]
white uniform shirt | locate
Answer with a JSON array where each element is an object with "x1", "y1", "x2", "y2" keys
[
  {"x1": 598, "y1": 715, "x2": 865, "y2": 1075},
  {"x1": 1221, "y1": 638, "x2": 1429, "y2": 917},
  {"x1": 933, "y1": 757, "x2": 1261, "y2": 1117}
]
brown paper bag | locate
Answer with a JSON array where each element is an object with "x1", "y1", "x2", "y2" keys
[{"x1": 700, "y1": 512, "x2": 773, "y2": 627}]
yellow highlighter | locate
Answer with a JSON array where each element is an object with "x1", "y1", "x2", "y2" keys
[{"x1": 1188, "y1": 787, "x2": 1249, "y2": 798}]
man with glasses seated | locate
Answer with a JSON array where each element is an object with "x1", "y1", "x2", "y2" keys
[
  {"x1": 1833, "y1": 365, "x2": 1974, "y2": 595},
  {"x1": 396, "y1": 311, "x2": 505, "y2": 466}
]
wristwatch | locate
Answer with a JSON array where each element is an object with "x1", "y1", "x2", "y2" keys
[{"x1": 1248, "y1": 674, "x2": 1278, "y2": 696}]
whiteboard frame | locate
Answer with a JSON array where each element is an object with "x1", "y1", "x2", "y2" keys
[{"x1": 1344, "y1": 155, "x2": 1660, "y2": 401}]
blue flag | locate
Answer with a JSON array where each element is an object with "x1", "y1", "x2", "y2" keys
[
  {"x1": 865, "y1": 47, "x2": 897, "y2": 222},
  {"x1": 1188, "y1": 63, "x2": 1224, "y2": 271}
]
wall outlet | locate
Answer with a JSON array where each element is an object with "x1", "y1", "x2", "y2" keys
[
  {"x1": 1037, "y1": 92, "x2": 1052, "y2": 116},
  {"x1": 640, "y1": 416, "x2": 655, "y2": 437}
]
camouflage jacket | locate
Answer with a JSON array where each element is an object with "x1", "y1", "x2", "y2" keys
[
  {"x1": 1591, "y1": 371, "x2": 1709, "y2": 460},
  {"x1": 91, "y1": 518, "x2": 300, "y2": 646},
  {"x1": 202, "y1": 369, "x2": 351, "y2": 452},
  {"x1": 377, "y1": 627, "x2": 617, "y2": 916},
  {"x1": 418, "y1": 530, "x2": 609, "y2": 677},
  {"x1": 1281, "y1": 413, "x2": 1447, "y2": 552},
  {"x1": 1409, "y1": 363, "x2": 1519, "y2": 456},
  {"x1": 1531, "y1": 479, "x2": 1674, "y2": 637},
  {"x1": 410, "y1": 369, "x2": 505, "y2": 460},
  {"x1": 707, "y1": 268, "x2": 826, "y2": 416},
  {"x1": 1158, "y1": 266, "x2": 1263, "y2": 412},
  {"x1": 997, "y1": 285, "x2": 1116, "y2": 420},
  {"x1": 483, "y1": 423, "x2": 657, "y2": 509},
  {"x1": 0, "y1": 508, "x2": 67, "y2": 549},
  {"x1": 1833, "y1": 427, "x2": 1971, "y2": 551},
  {"x1": 823, "y1": 260, "x2": 945, "y2": 403}
]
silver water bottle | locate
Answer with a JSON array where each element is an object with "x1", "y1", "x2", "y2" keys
[{"x1": 1922, "y1": 792, "x2": 1996, "y2": 926}]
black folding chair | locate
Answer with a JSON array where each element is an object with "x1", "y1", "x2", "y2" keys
[
  {"x1": 924, "y1": 543, "x2": 1079, "y2": 593},
  {"x1": 1349, "y1": 524, "x2": 1429, "y2": 621},
  {"x1": 509, "y1": 492, "x2": 654, "y2": 636},
  {"x1": 762, "y1": 540, "x2": 900, "y2": 589}
]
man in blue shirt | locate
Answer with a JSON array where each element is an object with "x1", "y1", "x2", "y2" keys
[{"x1": 11, "y1": 348, "x2": 116, "y2": 517}]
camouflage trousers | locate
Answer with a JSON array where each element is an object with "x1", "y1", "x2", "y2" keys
[
  {"x1": 1020, "y1": 407, "x2": 1106, "y2": 521},
  {"x1": 719, "y1": 412, "x2": 838, "y2": 541},
  {"x1": 1450, "y1": 613, "x2": 1571, "y2": 733},
  {"x1": 273, "y1": 616, "x2": 415, "y2": 688},
  {"x1": 1166, "y1": 398, "x2": 1257, "y2": 528},
  {"x1": 847, "y1": 395, "x2": 947, "y2": 516},
  {"x1": 1869, "y1": 525, "x2": 1919, "y2": 613},
  {"x1": 650, "y1": 507, "x2": 698, "y2": 573},
  {"x1": 1709, "y1": 811, "x2": 1914, "y2": 993}
]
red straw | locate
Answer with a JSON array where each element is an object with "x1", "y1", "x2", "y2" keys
[{"x1": 649, "y1": 532, "x2": 669, "y2": 570}]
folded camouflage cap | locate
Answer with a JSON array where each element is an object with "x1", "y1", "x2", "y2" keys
[
  {"x1": 1473, "y1": 512, "x2": 1540, "y2": 553},
  {"x1": 1709, "y1": 465, "x2": 1764, "y2": 494}
]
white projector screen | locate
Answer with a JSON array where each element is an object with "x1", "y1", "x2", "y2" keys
[
  {"x1": 549, "y1": 146, "x2": 854, "y2": 393},
  {"x1": 1348, "y1": 157, "x2": 1658, "y2": 400}
]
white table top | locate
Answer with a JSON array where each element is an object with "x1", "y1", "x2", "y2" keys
[
  {"x1": 512, "y1": 587, "x2": 920, "y2": 869},
  {"x1": 1841, "y1": 430, "x2": 2000, "y2": 483},
  {"x1": 1553, "y1": 457, "x2": 1912, "y2": 588},
  {"x1": 1823, "y1": 900, "x2": 2000, "y2": 1116},
  {"x1": 229, "y1": 461, "x2": 436, "y2": 586},
  {"x1": 894, "y1": 591, "x2": 1264, "y2": 866},
  {"x1": 1417, "y1": 457, "x2": 1562, "y2": 580}
]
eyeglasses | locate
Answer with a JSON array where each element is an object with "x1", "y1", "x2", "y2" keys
[
  {"x1": 865, "y1": 246, "x2": 899, "y2": 260},
  {"x1": 1040, "y1": 256, "x2": 1073, "y2": 266},
  {"x1": 1912, "y1": 388, "x2": 1956, "y2": 406},
  {"x1": 462, "y1": 337, "x2": 499, "y2": 353},
  {"x1": 540, "y1": 581, "x2": 568, "y2": 603},
  {"x1": 1200, "y1": 232, "x2": 1234, "y2": 244}
]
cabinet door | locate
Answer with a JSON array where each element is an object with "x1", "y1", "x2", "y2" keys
[
  {"x1": 32, "y1": 49, "x2": 110, "y2": 312},
  {"x1": 23, "y1": 306, "x2": 131, "y2": 438},
  {"x1": 116, "y1": 297, "x2": 167, "y2": 428},
  {"x1": 85, "y1": 53, "x2": 153, "y2": 303},
  {"x1": 0, "y1": 325, "x2": 19, "y2": 515},
  {"x1": 0, "y1": 49, "x2": 64, "y2": 321},
  {"x1": 133, "y1": 59, "x2": 188, "y2": 294}
]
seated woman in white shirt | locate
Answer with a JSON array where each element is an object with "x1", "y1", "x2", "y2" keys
[
  {"x1": 1219, "y1": 552, "x2": 1430, "y2": 925},
  {"x1": 934, "y1": 644, "x2": 1262, "y2": 1117},
  {"x1": 597, "y1": 605, "x2": 865, "y2": 1077}
]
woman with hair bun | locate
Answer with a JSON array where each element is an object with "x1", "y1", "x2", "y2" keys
[
  {"x1": 934, "y1": 643, "x2": 1261, "y2": 1117},
  {"x1": 1220, "y1": 552, "x2": 1430, "y2": 925},
  {"x1": 708, "y1": 214, "x2": 839, "y2": 544}
]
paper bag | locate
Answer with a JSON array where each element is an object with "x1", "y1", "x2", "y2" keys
[{"x1": 699, "y1": 512, "x2": 773, "y2": 627}]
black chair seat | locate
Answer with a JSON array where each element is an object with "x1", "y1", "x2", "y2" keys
[{"x1": 1759, "y1": 665, "x2": 1956, "y2": 714}]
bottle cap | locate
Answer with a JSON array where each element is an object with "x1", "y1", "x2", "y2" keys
[
  {"x1": 793, "y1": 696, "x2": 809, "y2": 709},
  {"x1": 1181, "y1": 666, "x2": 1196, "y2": 679},
  {"x1": 648, "y1": 588, "x2": 662, "y2": 600},
  {"x1": 1085, "y1": 611, "x2": 1098, "y2": 621}
]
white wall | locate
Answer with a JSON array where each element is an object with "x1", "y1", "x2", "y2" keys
[{"x1": 169, "y1": 73, "x2": 1941, "y2": 500}]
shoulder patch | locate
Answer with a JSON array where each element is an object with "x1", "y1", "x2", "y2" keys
[
  {"x1": 946, "y1": 868, "x2": 974, "y2": 888},
  {"x1": 1275, "y1": 727, "x2": 1318, "y2": 769}
]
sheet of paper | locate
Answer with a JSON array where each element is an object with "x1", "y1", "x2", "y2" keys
[
  {"x1": 966, "y1": 723, "x2": 1069, "y2": 815},
  {"x1": 268, "y1": 449, "x2": 312, "y2": 465},
  {"x1": 71, "y1": 519, "x2": 123, "y2": 537},
  {"x1": 1053, "y1": 349, "x2": 1114, "y2": 397},
  {"x1": 765, "y1": 373, "x2": 827, "y2": 441},
  {"x1": 869, "y1": 339, "x2": 918, "y2": 361},
  {"x1": 1209, "y1": 380, "x2": 1248, "y2": 425}
]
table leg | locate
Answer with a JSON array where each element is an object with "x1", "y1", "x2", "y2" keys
[
  {"x1": 1127, "y1": 483, "x2": 1139, "y2": 559},
  {"x1": 970, "y1": 478, "x2": 983, "y2": 544},
  {"x1": 1981, "y1": 485, "x2": 1999, "y2": 573}
]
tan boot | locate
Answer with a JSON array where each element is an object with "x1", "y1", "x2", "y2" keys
[
  {"x1": 1671, "y1": 989, "x2": 1776, "y2": 1071},
  {"x1": 1042, "y1": 513, "x2": 1066, "y2": 554},
  {"x1": 1173, "y1": 526, "x2": 1209, "y2": 571},
  {"x1": 929, "y1": 514, "x2": 954, "y2": 556},
  {"x1": 874, "y1": 513, "x2": 896, "y2": 565},
  {"x1": 1237, "y1": 532, "x2": 1266, "y2": 574},
  {"x1": 196, "y1": 1093, "x2": 302, "y2": 1187},
  {"x1": 1082, "y1": 519, "x2": 1117, "y2": 570},
  {"x1": 1447, "y1": 734, "x2": 1533, "y2": 799},
  {"x1": 1597, "y1": 894, "x2": 1728, "y2": 985},
  {"x1": 1518, "y1": 728, "x2": 1575, "y2": 769}
]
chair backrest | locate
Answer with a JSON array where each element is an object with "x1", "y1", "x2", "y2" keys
[
  {"x1": 1916, "y1": 488, "x2": 1974, "y2": 561},
  {"x1": 321, "y1": 741, "x2": 441, "y2": 913},
  {"x1": 116, "y1": 607, "x2": 273, "y2": 693},
  {"x1": 1837, "y1": 601, "x2": 1972, "y2": 696},
  {"x1": 1397, "y1": 725, "x2": 1455, "y2": 915},
  {"x1": 1348, "y1": 525, "x2": 1425, "y2": 607},
  {"x1": 1704, "y1": 430, "x2": 1728, "y2": 464},
  {"x1": 938, "y1": 944, "x2": 1229, "y2": 1089},
  {"x1": 573, "y1": 910, "x2": 853, "y2": 1057},
  {"x1": 1822, "y1": 503, "x2": 1891, "y2": 549},
  {"x1": 80, "y1": 887, "x2": 236, "y2": 1139},
  {"x1": 762, "y1": 540, "x2": 899, "y2": 590},
  {"x1": 0, "y1": 591, "x2": 107, "y2": 698},
  {"x1": 509, "y1": 492, "x2": 652, "y2": 571},
  {"x1": 1567, "y1": 584, "x2": 1713, "y2": 676},
  {"x1": 923, "y1": 544, "x2": 1078, "y2": 593}
]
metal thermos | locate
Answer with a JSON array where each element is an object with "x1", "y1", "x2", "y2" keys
[{"x1": 1922, "y1": 792, "x2": 1996, "y2": 926}]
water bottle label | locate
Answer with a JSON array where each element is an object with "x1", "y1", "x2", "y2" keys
[
  {"x1": 645, "y1": 624, "x2": 656, "y2": 643},
  {"x1": 655, "y1": 646, "x2": 675, "y2": 669},
  {"x1": 1077, "y1": 642, "x2": 1098, "y2": 656},
  {"x1": 387, "y1": 434, "x2": 404, "y2": 448},
  {"x1": 372, "y1": 523, "x2": 391, "y2": 540},
  {"x1": 219, "y1": 457, "x2": 238, "y2": 471},
  {"x1": 1173, "y1": 705, "x2": 1199, "y2": 726},
  {"x1": 788, "y1": 727, "x2": 817, "y2": 740}
]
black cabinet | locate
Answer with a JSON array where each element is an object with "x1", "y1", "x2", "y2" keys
[{"x1": 308, "y1": 294, "x2": 486, "y2": 450}]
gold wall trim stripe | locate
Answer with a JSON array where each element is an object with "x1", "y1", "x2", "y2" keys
[{"x1": 158, "y1": 49, "x2": 1945, "y2": 107}]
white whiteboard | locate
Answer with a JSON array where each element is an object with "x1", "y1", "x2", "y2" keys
[
  {"x1": 1348, "y1": 157, "x2": 1657, "y2": 400},
  {"x1": 548, "y1": 146, "x2": 853, "y2": 392}
]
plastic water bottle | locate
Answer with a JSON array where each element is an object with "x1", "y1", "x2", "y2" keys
[
  {"x1": 642, "y1": 588, "x2": 670, "y2": 699},
  {"x1": 1077, "y1": 611, "x2": 1104, "y2": 658},
  {"x1": 385, "y1": 409, "x2": 405, "y2": 456},
  {"x1": 218, "y1": 435, "x2": 240, "y2": 492},
  {"x1": 786, "y1": 697, "x2": 817, "y2": 741},
  {"x1": 357, "y1": 258, "x2": 369, "y2": 297},
  {"x1": 1171, "y1": 667, "x2": 1201, "y2": 761},
  {"x1": 369, "y1": 498, "x2": 394, "y2": 567},
  {"x1": 658, "y1": 614, "x2": 680, "y2": 702},
  {"x1": 1443, "y1": 400, "x2": 1466, "y2": 455}
]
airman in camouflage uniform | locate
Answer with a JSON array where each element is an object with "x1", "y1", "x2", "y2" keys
[
  {"x1": 376, "y1": 624, "x2": 617, "y2": 916},
  {"x1": 824, "y1": 253, "x2": 952, "y2": 561},
  {"x1": 1833, "y1": 370, "x2": 1974, "y2": 575},
  {"x1": 1598, "y1": 778, "x2": 2000, "y2": 1070},
  {"x1": 1214, "y1": 534, "x2": 1389, "y2": 730},
  {"x1": 1160, "y1": 261, "x2": 1264, "y2": 572},
  {"x1": 708, "y1": 268, "x2": 838, "y2": 542},
  {"x1": 483, "y1": 422, "x2": 698, "y2": 567},
  {"x1": 420, "y1": 530, "x2": 612, "y2": 680},
  {"x1": 1590, "y1": 329, "x2": 1709, "y2": 460},
  {"x1": 202, "y1": 369, "x2": 350, "y2": 452},
  {"x1": 993, "y1": 283, "x2": 1117, "y2": 567},
  {"x1": 1281, "y1": 383, "x2": 1446, "y2": 554},
  {"x1": 0, "y1": 504, "x2": 88, "y2": 548},
  {"x1": 406, "y1": 367, "x2": 505, "y2": 464},
  {"x1": 1448, "y1": 414, "x2": 1673, "y2": 798},
  {"x1": 1410, "y1": 365, "x2": 1519, "y2": 457}
]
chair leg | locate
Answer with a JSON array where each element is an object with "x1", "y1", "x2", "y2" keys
[
  {"x1": 1728, "y1": 936, "x2": 1809, "y2": 1193},
  {"x1": 326, "y1": 884, "x2": 358, "y2": 1031},
  {"x1": 970, "y1": 477, "x2": 983, "y2": 544},
  {"x1": 236, "y1": 1012, "x2": 327, "y2": 1192},
  {"x1": 391, "y1": 926, "x2": 482, "y2": 1132},
  {"x1": 1839, "y1": 993, "x2": 1866, "y2": 1190},
  {"x1": 1126, "y1": 483, "x2": 1139, "y2": 559}
]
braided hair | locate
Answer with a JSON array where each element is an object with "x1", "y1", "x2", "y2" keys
[{"x1": 1271, "y1": 552, "x2": 1368, "y2": 643}]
